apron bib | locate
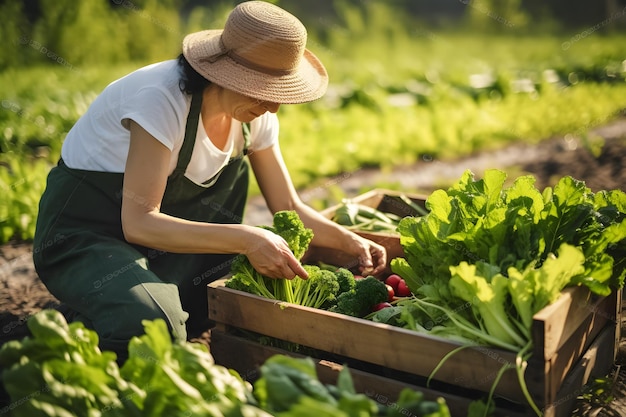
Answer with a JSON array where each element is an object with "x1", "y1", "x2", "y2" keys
[{"x1": 33, "y1": 91, "x2": 250, "y2": 358}]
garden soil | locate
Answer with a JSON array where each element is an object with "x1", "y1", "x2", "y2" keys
[{"x1": 1, "y1": 118, "x2": 626, "y2": 415}]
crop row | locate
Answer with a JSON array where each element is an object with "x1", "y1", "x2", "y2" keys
[{"x1": 1, "y1": 34, "x2": 625, "y2": 244}]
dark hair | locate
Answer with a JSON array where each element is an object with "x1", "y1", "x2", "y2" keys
[{"x1": 177, "y1": 53, "x2": 211, "y2": 95}]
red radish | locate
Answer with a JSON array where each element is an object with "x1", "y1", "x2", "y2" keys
[
  {"x1": 372, "y1": 302, "x2": 392, "y2": 311},
  {"x1": 396, "y1": 279, "x2": 411, "y2": 297},
  {"x1": 385, "y1": 274, "x2": 402, "y2": 292},
  {"x1": 385, "y1": 284, "x2": 395, "y2": 302}
]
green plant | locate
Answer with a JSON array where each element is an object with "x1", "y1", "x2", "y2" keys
[
  {"x1": 380, "y1": 169, "x2": 626, "y2": 415},
  {"x1": 2, "y1": 30, "x2": 626, "y2": 244},
  {"x1": 225, "y1": 210, "x2": 342, "y2": 309}
]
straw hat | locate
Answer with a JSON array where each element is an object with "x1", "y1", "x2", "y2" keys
[{"x1": 182, "y1": 1, "x2": 328, "y2": 104}]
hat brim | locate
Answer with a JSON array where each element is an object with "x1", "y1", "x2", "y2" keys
[{"x1": 182, "y1": 30, "x2": 328, "y2": 104}]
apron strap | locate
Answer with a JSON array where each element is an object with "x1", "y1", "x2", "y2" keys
[
  {"x1": 173, "y1": 91, "x2": 203, "y2": 175},
  {"x1": 242, "y1": 122, "x2": 251, "y2": 156},
  {"x1": 173, "y1": 92, "x2": 251, "y2": 175}
]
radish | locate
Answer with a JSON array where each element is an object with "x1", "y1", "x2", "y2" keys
[
  {"x1": 372, "y1": 302, "x2": 392, "y2": 311},
  {"x1": 384, "y1": 274, "x2": 402, "y2": 292},
  {"x1": 396, "y1": 279, "x2": 411, "y2": 297},
  {"x1": 385, "y1": 284, "x2": 395, "y2": 302}
]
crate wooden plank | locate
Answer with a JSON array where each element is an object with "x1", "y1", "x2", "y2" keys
[
  {"x1": 210, "y1": 330, "x2": 530, "y2": 417},
  {"x1": 525, "y1": 289, "x2": 617, "y2": 402},
  {"x1": 208, "y1": 279, "x2": 525, "y2": 401},
  {"x1": 207, "y1": 278, "x2": 619, "y2": 408},
  {"x1": 532, "y1": 286, "x2": 599, "y2": 359},
  {"x1": 543, "y1": 324, "x2": 618, "y2": 417},
  {"x1": 211, "y1": 326, "x2": 618, "y2": 417},
  {"x1": 543, "y1": 290, "x2": 618, "y2": 402}
]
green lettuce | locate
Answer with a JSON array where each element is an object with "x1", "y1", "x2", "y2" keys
[{"x1": 384, "y1": 169, "x2": 625, "y2": 415}]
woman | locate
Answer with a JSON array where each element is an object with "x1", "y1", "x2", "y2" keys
[{"x1": 33, "y1": 1, "x2": 386, "y2": 362}]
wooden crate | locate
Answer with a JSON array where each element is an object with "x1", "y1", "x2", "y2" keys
[
  {"x1": 211, "y1": 188, "x2": 620, "y2": 415},
  {"x1": 320, "y1": 188, "x2": 429, "y2": 220},
  {"x1": 309, "y1": 189, "x2": 429, "y2": 273},
  {"x1": 207, "y1": 278, "x2": 621, "y2": 417}
]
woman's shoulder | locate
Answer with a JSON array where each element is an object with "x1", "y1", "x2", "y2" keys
[
  {"x1": 110, "y1": 60, "x2": 189, "y2": 119},
  {"x1": 108, "y1": 60, "x2": 184, "y2": 97}
]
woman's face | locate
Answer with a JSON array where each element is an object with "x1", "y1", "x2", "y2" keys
[{"x1": 222, "y1": 88, "x2": 280, "y2": 122}]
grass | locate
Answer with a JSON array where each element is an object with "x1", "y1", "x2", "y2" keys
[{"x1": 1, "y1": 31, "x2": 625, "y2": 243}]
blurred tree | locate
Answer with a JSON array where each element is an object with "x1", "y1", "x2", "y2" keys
[
  {"x1": 3, "y1": 0, "x2": 624, "y2": 70},
  {"x1": 0, "y1": 1, "x2": 29, "y2": 69},
  {"x1": 182, "y1": 1, "x2": 233, "y2": 34},
  {"x1": 464, "y1": 0, "x2": 529, "y2": 31},
  {"x1": 33, "y1": 0, "x2": 79, "y2": 52},
  {"x1": 117, "y1": 0, "x2": 182, "y2": 62},
  {"x1": 55, "y1": 0, "x2": 129, "y2": 66}
]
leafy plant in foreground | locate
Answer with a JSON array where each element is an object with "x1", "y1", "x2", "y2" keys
[
  {"x1": 0, "y1": 310, "x2": 453, "y2": 417},
  {"x1": 0, "y1": 309, "x2": 267, "y2": 417},
  {"x1": 383, "y1": 169, "x2": 626, "y2": 415},
  {"x1": 253, "y1": 354, "x2": 451, "y2": 417}
]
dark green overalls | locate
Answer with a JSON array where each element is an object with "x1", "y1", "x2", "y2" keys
[{"x1": 33, "y1": 92, "x2": 249, "y2": 362}]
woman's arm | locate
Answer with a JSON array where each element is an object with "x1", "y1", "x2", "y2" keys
[
  {"x1": 121, "y1": 120, "x2": 307, "y2": 279},
  {"x1": 249, "y1": 143, "x2": 387, "y2": 276}
]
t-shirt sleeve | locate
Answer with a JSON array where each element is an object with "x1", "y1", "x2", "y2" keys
[
  {"x1": 120, "y1": 87, "x2": 187, "y2": 151},
  {"x1": 249, "y1": 112, "x2": 279, "y2": 152}
]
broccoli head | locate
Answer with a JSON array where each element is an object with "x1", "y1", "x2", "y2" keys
[
  {"x1": 308, "y1": 268, "x2": 340, "y2": 309},
  {"x1": 330, "y1": 276, "x2": 388, "y2": 318},
  {"x1": 293, "y1": 265, "x2": 340, "y2": 309},
  {"x1": 272, "y1": 210, "x2": 314, "y2": 260},
  {"x1": 225, "y1": 211, "x2": 314, "y2": 302},
  {"x1": 334, "y1": 267, "x2": 356, "y2": 294}
]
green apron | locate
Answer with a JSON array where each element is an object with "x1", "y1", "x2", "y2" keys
[{"x1": 33, "y1": 91, "x2": 249, "y2": 361}]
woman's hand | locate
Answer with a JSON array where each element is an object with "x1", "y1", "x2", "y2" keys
[
  {"x1": 348, "y1": 235, "x2": 387, "y2": 276},
  {"x1": 244, "y1": 227, "x2": 309, "y2": 280}
]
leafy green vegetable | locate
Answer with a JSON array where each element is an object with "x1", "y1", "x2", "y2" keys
[
  {"x1": 226, "y1": 210, "x2": 348, "y2": 310},
  {"x1": 0, "y1": 310, "x2": 271, "y2": 417},
  {"x1": 385, "y1": 169, "x2": 626, "y2": 416},
  {"x1": 119, "y1": 319, "x2": 261, "y2": 416},
  {"x1": 507, "y1": 243, "x2": 586, "y2": 331},
  {"x1": 384, "y1": 389, "x2": 451, "y2": 417},
  {"x1": 270, "y1": 210, "x2": 315, "y2": 260},
  {"x1": 254, "y1": 355, "x2": 451, "y2": 417},
  {"x1": 449, "y1": 262, "x2": 527, "y2": 350},
  {"x1": 253, "y1": 355, "x2": 339, "y2": 413},
  {"x1": 334, "y1": 267, "x2": 357, "y2": 294},
  {"x1": 393, "y1": 169, "x2": 626, "y2": 299},
  {"x1": 1, "y1": 310, "x2": 454, "y2": 417},
  {"x1": 0, "y1": 309, "x2": 139, "y2": 417},
  {"x1": 226, "y1": 254, "x2": 276, "y2": 300},
  {"x1": 225, "y1": 210, "x2": 312, "y2": 303},
  {"x1": 292, "y1": 265, "x2": 340, "y2": 309}
]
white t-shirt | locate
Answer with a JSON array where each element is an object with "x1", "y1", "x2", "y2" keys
[{"x1": 61, "y1": 60, "x2": 278, "y2": 185}]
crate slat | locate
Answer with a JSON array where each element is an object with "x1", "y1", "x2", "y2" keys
[{"x1": 209, "y1": 330, "x2": 529, "y2": 417}]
